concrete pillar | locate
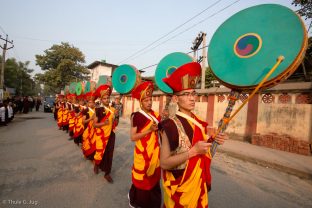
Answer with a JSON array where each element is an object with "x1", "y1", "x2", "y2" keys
[
  {"x1": 207, "y1": 95, "x2": 215, "y2": 126},
  {"x1": 245, "y1": 94, "x2": 259, "y2": 140}
]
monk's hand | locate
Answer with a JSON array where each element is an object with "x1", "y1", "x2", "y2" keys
[
  {"x1": 103, "y1": 119, "x2": 109, "y2": 125},
  {"x1": 149, "y1": 123, "x2": 158, "y2": 132},
  {"x1": 114, "y1": 110, "x2": 119, "y2": 116},
  {"x1": 214, "y1": 133, "x2": 228, "y2": 145},
  {"x1": 189, "y1": 141, "x2": 212, "y2": 158}
]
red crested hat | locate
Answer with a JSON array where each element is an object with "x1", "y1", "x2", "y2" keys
[
  {"x1": 66, "y1": 94, "x2": 76, "y2": 102},
  {"x1": 84, "y1": 92, "x2": 96, "y2": 101},
  {"x1": 76, "y1": 94, "x2": 84, "y2": 101},
  {"x1": 95, "y1": 84, "x2": 112, "y2": 98},
  {"x1": 68, "y1": 94, "x2": 77, "y2": 99},
  {"x1": 66, "y1": 94, "x2": 72, "y2": 100},
  {"x1": 131, "y1": 81, "x2": 154, "y2": 101},
  {"x1": 57, "y1": 94, "x2": 65, "y2": 99},
  {"x1": 163, "y1": 62, "x2": 201, "y2": 92}
]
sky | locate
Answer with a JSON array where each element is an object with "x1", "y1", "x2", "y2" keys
[{"x1": 0, "y1": 0, "x2": 307, "y2": 77}]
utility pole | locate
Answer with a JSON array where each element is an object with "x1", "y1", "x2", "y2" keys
[
  {"x1": 191, "y1": 31, "x2": 206, "y2": 89},
  {"x1": 201, "y1": 32, "x2": 207, "y2": 90},
  {"x1": 0, "y1": 34, "x2": 14, "y2": 90}
]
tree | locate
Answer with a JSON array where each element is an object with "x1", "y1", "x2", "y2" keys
[
  {"x1": 292, "y1": 0, "x2": 312, "y2": 20},
  {"x1": 3, "y1": 57, "x2": 38, "y2": 96},
  {"x1": 291, "y1": 1, "x2": 312, "y2": 81},
  {"x1": 205, "y1": 66, "x2": 217, "y2": 88},
  {"x1": 35, "y1": 42, "x2": 89, "y2": 94}
]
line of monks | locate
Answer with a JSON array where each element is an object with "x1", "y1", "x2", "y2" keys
[
  {"x1": 55, "y1": 84, "x2": 117, "y2": 183},
  {"x1": 53, "y1": 62, "x2": 228, "y2": 208}
]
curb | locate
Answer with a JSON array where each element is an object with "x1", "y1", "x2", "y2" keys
[{"x1": 218, "y1": 148, "x2": 312, "y2": 181}]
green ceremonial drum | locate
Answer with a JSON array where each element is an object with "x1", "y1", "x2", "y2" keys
[
  {"x1": 75, "y1": 82, "x2": 83, "y2": 95},
  {"x1": 97, "y1": 75, "x2": 111, "y2": 88},
  {"x1": 112, "y1": 64, "x2": 141, "y2": 94},
  {"x1": 85, "y1": 81, "x2": 97, "y2": 93},
  {"x1": 208, "y1": 4, "x2": 307, "y2": 90},
  {"x1": 155, "y1": 52, "x2": 193, "y2": 93},
  {"x1": 85, "y1": 81, "x2": 91, "y2": 93},
  {"x1": 69, "y1": 82, "x2": 77, "y2": 94}
]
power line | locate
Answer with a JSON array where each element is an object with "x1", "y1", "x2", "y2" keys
[
  {"x1": 139, "y1": 63, "x2": 158, "y2": 71},
  {"x1": 186, "y1": 45, "x2": 209, "y2": 55},
  {"x1": 129, "y1": 0, "x2": 240, "y2": 64},
  {"x1": 138, "y1": 45, "x2": 209, "y2": 72},
  {"x1": 117, "y1": 0, "x2": 224, "y2": 64}
]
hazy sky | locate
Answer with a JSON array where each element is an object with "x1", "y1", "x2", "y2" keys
[{"x1": 0, "y1": 0, "x2": 305, "y2": 77}]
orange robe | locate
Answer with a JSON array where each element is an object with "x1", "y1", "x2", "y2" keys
[
  {"x1": 93, "y1": 106, "x2": 115, "y2": 165},
  {"x1": 73, "y1": 109, "x2": 84, "y2": 138},
  {"x1": 62, "y1": 107, "x2": 69, "y2": 127},
  {"x1": 82, "y1": 107, "x2": 96, "y2": 157},
  {"x1": 131, "y1": 110, "x2": 161, "y2": 190},
  {"x1": 68, "y1": 107, "x2": 75, "y2": 132},
  {"x1": 57, "y1": 102, "x2": 64, "y2": 127},
  {"x1": 162, "y1": 114, "x2": 212, "y2": 208}
]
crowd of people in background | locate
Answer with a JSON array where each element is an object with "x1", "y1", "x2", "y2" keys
[{"x1": 0, "y1": 96, "x2": 42, "y2": 126}]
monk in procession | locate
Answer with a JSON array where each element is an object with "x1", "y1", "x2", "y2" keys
[
  {"x1": 93, "y1": 84, "x2": 118, "y2": 183},
  {"x1": 159, "y1": 62, "x2": 228, "y2": 208},
  {"x1": 128, "y1": 81, "x2": 161, "y2": 208},
  {"x1": 67, "y1": 94, "x2": 76, "y2": 140},
  {"x1": 81, "y1": 91, "x2": 96, "y2": 159},
  {"x1": 72, "y1": 94, "x2": 85, "y2": 146},
  {"x1": 56, "y1": 94, "x2": 64, "y2": 130}
]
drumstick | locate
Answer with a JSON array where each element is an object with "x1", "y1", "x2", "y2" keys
[{"x1": 210, "y1": 55, "x2": 285, "y2": 156}]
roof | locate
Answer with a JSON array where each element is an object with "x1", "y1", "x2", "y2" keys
[
  {"x1": 87, "y1": 60, "x2": 145, "y2": 73},
  {"x1": 87, "y1": 61, "x2": 119, "y2": 69}
]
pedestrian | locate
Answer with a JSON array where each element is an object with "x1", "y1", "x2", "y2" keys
[
  {"x1": 23, "y1": 96, "x2": 29, "y2": 114},
  {"x1": 72, "y1": 95, "x2": 85, "y2": 145},
  {"x1": 3, "y1": 100, "x2": 9, "y2": 124},
  {"x1": 159, "y1": 62, "x2": 228, "y2": 207},
  {"x1": 18, "y1": 97, "x2": 23, "y2": 114},
  {"x1": 111, "y1": 95, "x2": 123, "y2": 126},
  {"x1": 81, "y1": 92, "x2": 96, "y2": 160},
  {"x1": 8, "y1": 101, "x2": 14, "y2": 122},
  {"x1": 128, "y1": 81, "x2": 161, "y2": 208},
  {"x1": 53, "y1": 97, "x2": 58, "y2": 120},
  {"x1": 29, "y1": 96, "x2": 34, "y2": 112},
  {"x1": 36, "y1": 97, "x2": 42, "y2": 111},
  {"x1": 56, "y1": 95, "x2": 64, "y2": 129},
  {"x1": 93, "y1": 84, "x2": 118, "y2": 183},
  {"x1": 0, "y1": 100, "x2": 6, "y2": 126},
  {"x1": 67, "y1": 94, "x2": 76, "y2": 139}
]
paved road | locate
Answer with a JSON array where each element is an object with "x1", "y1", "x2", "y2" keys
[{"x1": 0, "y1": 111, "x2": 311, "y2": 207}]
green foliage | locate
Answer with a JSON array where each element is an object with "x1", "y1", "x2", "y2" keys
[
  {"x1": 35, "y1": 42, "x2": 89, "y2": 94},
  {"x1": 3, "y1": 57, "x2": 38, "y2": 96},
  {"x1": 205, "y1": 66, "x2": 217, "y2": 88},
  {"x1": 292, "y1": 0, "x2": 312, "y2": 20},
  {"x1": 307, "y1": 37, "x2": 312, "y2": 56}
]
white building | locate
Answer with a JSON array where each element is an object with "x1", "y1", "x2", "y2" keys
[{"x1": 87, "y1": 61, "x2": 118, "y2": 83}]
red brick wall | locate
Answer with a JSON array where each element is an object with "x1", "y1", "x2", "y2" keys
[{"x1": 252, "y1": 133, "x2": 311, "y2": 156}]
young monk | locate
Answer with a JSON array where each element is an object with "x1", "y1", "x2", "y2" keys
[
  {"x1": 128, "y1": 81, "x2": 161, "y2": 208},
  {"x1": 93, "y1": 84, "x2": 118, "y2": 183},
  {"x1": 160, "y1": 62, "x2": 228, "y2": 208},
  {"x1": 81, "y1": 91, "x2": 96, "y2": 159}
]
